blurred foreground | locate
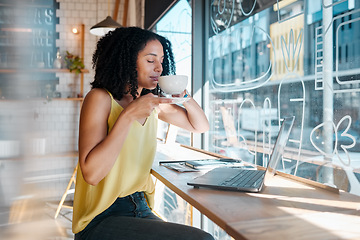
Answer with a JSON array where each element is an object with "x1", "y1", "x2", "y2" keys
[{"x1": 0, "y1": 186, "x2": 73, "y2": 240}]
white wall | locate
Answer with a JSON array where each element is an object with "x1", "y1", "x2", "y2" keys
[{"x1": 55, "y1": 0, "x2": 144, "y2": 97}]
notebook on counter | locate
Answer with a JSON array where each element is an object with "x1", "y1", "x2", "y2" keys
[
  {"x1": 159, "y1": 158, "x2": 244, "y2": 172},
  {"x1": 184, "y1": 158, "x2": 242, "y2": 169},
  {"x1": 187, "y1": 116, "x2": 295, "y2": 193}
]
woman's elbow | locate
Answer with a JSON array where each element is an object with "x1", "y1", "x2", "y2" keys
[
  {"x1": 81, "y1": 167, "x2": 101, "y2": 186},
  {"x1": 194, "y1": 121, "x2": 210, "y2": 133},
  {"x1": 201, "y1": 124, "x2": 210, "y2": 133},
  {"x1": 83, "y1": 173, "x2": 100, "y2": 186}
]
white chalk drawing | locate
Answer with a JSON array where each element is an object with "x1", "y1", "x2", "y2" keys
[
  {"x1": 280, "y1": 29, "x2": 303, "y2": 73},
  {"x1": 276, "y1": 0, "x2": 304, "y2": 23},
  {"x1": 236, "y1": 98, "x2": 281, "y2": 167},
  {"x1": 210, "y1": 0, "x2": 235, "y2": 34},
  {"x1": 239, "y1": 0, "x2": 257, "y2": 17},
  {"x1": 213, "y1": 97, "x2": 280, "y2": 167},
  {"x1": 278, "y1": 73, "x2": 305, "y2": 175},
  {"x1": 210, "y1": 0, "x2": 259, "y2": 34},
  {"x1": 322, "y1": 0, "x2": 348, "y2": 8},
  {"x1": 208, "y1": 0, "x2": 360, "y2": 194},
  {"x1": 157, "y1": 7, "x2": 191, "y2": 64},
  {"x1": 335, "y1": 16, "x2": 360, "y2": 87},
  {"x1": 277, "y1": 28, "x2": 305, "y2": 175},
  {"x1": 310, "y1": 115, "x2": 355, "y2": 166},
  {"x1": 262, "y1": 98, "x2": 274, "y2": 167},
  {"x1": 210, "y1": 25, "x2": 275, "y2": 92},
  {"x1": 237, "y1": 99, "x2": 258, "y2": 163}
]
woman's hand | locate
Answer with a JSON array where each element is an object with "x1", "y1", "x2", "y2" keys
[
  {"x1": 122, "y1": 93, "x2": 172, "y2": 121},
  {"x1": 158, "y1": 90, "x2": 209, "y2": 133},
  {"x1": 171, "y1": 89, "x2": 189, "y2": 98}
]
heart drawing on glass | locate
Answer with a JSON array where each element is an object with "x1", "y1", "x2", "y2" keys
[{"x1": 310, "y1": 115, "x2": 356, "y2": 166}]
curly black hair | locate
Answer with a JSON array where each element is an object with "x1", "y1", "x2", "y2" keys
[{"x1": 91, "y1": 27, "x2": 176, "y2": 100}]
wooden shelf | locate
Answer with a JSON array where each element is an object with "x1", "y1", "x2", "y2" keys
[
  {"x1": 52, "y1": 97, "x2": 84, "y2": 101},
  {"x1": 0, "y1": 151, "x2": 79, "y2": 161},
  {"x1": 30, "y1": 151, "x2": 79, "y2": 159},
  {"x1": 0, "y1": 97, "x2": 84, "y2": 102},
  {"x1": 0, "y1": 68, "x2": 89, "y2": 73}
]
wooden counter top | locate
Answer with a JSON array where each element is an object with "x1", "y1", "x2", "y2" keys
[{"x1": 152, "y1": 143, "x2": 360, "y2": 240}]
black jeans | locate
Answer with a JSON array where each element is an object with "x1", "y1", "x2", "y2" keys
[{"x1": 74, "y1": 192, "x2": 215, "y2": 240}]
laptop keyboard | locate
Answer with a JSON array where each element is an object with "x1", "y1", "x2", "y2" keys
[{"x1": 220, "y1": 169, "x2": 265, "y2": 188}]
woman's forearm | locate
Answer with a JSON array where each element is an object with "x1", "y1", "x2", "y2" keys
[{"x1": 182, "y1": 98, "x2": 209, "y2": 133}]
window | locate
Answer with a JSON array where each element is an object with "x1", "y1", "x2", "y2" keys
[
  {"x1": 152, "y1": 0, "x2": 192, "y2": 145},
  {"x1": 155, "y1": 0, "x2": 360, "y2": 196},
  {"x1": 153, "y1": 2, "x2": 360, "y2": 238},
  {"x1": 206, "y1": 0, "x2": 360, "y2": 195}
]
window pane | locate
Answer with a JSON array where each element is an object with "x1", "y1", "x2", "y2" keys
[
  {"x1": 153, "y1": 0, "x2": 192, "y2": 146},
  {"x1": 206, "y1": 0, "x2": 360, "y2": 195}
]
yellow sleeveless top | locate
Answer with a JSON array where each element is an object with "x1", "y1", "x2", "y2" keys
[{"x1": 72, "y1": 91, "x2": 158, "y2": 233}]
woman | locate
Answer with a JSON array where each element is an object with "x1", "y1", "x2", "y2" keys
[{"x1": 72, "y1": 27, "x2": 212, "y2": 240}]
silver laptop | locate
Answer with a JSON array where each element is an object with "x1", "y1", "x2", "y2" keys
[{"x1": 187, "y1": 116, "x2": 295, "y2": 192}]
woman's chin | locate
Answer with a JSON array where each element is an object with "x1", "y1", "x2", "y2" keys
[{"x1": 148, "y1": 84, "x2": 158, "y2": 90}]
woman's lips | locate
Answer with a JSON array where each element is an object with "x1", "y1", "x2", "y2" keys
[{"x1": 150, "y1": 76, "x2": 159, "y2": 82}]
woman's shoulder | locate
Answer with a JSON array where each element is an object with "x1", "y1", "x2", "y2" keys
[
  {"x1": 85, "y1": 88, "x2": 110, "y2": 100},
  {"x1": 83, "y1": 88, "x2": 112, "y2": 108}
]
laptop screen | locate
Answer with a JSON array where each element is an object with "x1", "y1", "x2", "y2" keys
[{"x1": 266, "y1": 116, "x2": 295, "y2": 176}]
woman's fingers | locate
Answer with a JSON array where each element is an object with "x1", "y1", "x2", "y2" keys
[{"x1": 126, "y1": 94, "x2": 173, "y2": 119}]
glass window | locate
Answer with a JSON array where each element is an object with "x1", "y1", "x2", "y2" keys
[
  {"x1": 152, "y1": 0, "x2": 192, "y2": 146},
  {"x1": 153, "y1": 2, "x2": 360, "y2": 238},
  {"x1": 206, "y1": 0, "x2": 360, "y2": 195}
]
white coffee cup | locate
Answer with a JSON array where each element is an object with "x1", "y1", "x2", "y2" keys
[{"x1": 158, "y1": 75, "x2": 188, "y2": 95}]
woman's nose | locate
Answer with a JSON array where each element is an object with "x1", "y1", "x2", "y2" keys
[{"x1": 155, "y1": 61, "x2": 163, "y2": 72}]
